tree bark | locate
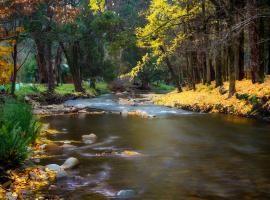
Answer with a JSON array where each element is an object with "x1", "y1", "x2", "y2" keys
[
  {"x1": 247, "y1": 0, "x2": 263, "y2": 83},
  {"x1": 160, "y1": 46, "x2": 182, "y2": 92},
  {"x1": 228, "y1": 43, "x2": 236, "y2": 98},
  {"x1": 54, "y1": 45, "x2": 62, "y2": 85},
  {"x1": 214, "y1": 23, "x2": 223, "y2": 87},
  {"x1": 234, "y1": 12, "x2": 245, "y2": 80},
  {"x1": 60, "y1": 41, "x2": 84, "y2": 92},
  {"x1": 11, "y1": 39, "x2": 18, "y2": 96},
  {"x1": 35, "y1": 38, "x2": 48, "y2": 83},
  {"x1": 45, "y1": 41, "x2": 55, "y2": 94},
  {"x1": 228, "y1": 0, "x2": 236, "y2": 98}
]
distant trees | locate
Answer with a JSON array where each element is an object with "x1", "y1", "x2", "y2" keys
[
  {"x1": 1, "y1": 0, "x2": 270, "y2": 96},
  {"x1": 136, "y1": 0, "x2": 270, "y2": 97}
]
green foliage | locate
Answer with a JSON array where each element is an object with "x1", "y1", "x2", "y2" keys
[
  {"x1": 95, "y1": 82, "x2": 109, "y2": 94},
  {"x1": 55, "y1": 83, "x2": 108, "y2": 96},
  {"x1": 0, "y1": 98, "x2": 40, "y2": 169},
  {"x1": 17, "y1": 56, "x2": 37, "y2": 83},
  {"x1": 15, "y1": 85, "x2": 46, "y2": 101},
  {"x1": 151, "y1": 82, "x2": 175, "y2": 92}
]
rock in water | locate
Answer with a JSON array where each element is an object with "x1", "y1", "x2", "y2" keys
[
  {"x1": 56, "y1": 170, "x2": 68, "y2": 179},
  {"x1": 45, "y1": 143, "x2": 61, "y2": 151},
  {"x1": 61, "y1": 157, "x2": 79, "y2": 169},
  {"x1": 82, "y1": 133, "x2": 97, "y2": 144},
  {"x1": 45, "y1": 164, "x2": 62, "y2": 172},
  {"x1": 61, "y1": 144, "x2": 76, "y2": 149},
  {"x1": 116, "y1": 190, "x2": 136, "y2": 199},
  {"x1": 121, "y1": 150, "x2": 141, "y2": 157}
]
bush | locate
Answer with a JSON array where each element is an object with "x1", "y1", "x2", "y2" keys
[{"x1": 0, "y1": 98, "x2": 40, "y2": 170}]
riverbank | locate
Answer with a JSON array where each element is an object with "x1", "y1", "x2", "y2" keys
[
  {"x1": 12, "y1": 83, "x2": 108, "y2": 115},
  {"x1": 0, "y1": 124, "x2": 58, "y2": 199},
  {"x1": 154, "y1": 78, "x2": 270, "y2": 120}
]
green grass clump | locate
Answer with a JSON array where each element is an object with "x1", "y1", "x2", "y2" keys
[
  {"x1": 151, "y1": 82, "x2": 175, "y2": 92},
  {"x1": 0, "y1": 98, "x2": 40, "y2": 170}
]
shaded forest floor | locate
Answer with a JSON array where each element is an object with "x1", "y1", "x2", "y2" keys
[{"x1": 154, "y1": 76, "x2": 270, "y2": 120}]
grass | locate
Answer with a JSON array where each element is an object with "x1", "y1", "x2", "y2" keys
[
  {"x1": 151, "y1": 82, "x2": 175, "y2": 92},
  {"x1": 154, "y1": 76, "x2": 270, "y2": 117},
  {"x1": 1, "y1": 82, "x2": 109, "y2": 100}
]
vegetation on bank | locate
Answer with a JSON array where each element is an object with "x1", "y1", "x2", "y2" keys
[
  {"x1": 3, "y1": 82, "x2": 109, "y2": 101},
  {"x1": 155, "y1": 77, "x2": 270, "y2": 118},
  {"x1": 0, "y1": 98, "x2": 40, "y2": 170},
  {"x1": 0, "y1": 98, "x2": 58, "y2": 199}
]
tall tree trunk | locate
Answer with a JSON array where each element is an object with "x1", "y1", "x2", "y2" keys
[
  {"x1": 259, "y1": 17, "x2": 265, "y2": 79},
  {"x1": 35, "y1": 38, "x2": 48, "y2": 83},
  {"x1": 45, "y1": 42, "x2": 55, "y2": 94},
  {"x1": 11, "y1": 39, "x2": 18, "y2": 96},
  {"x1": 160, "y1": 46, "x2": 182, "y2": 92},
  {"x1": 234, "y1": 11, "x2": 245, "y2": 80},
  {"x1": 268, "y1": 36, "x2": 270, "y2": 74},
  {"x1": 54, "y1": 45, "x2": 62, "y2": 85},
  {"x1": 228, "y1": 0, "x2": 236, "y2": 98},
  {"x1": 234, "y1": 31, "x2": 245, "y2": 80},
  {"x1": 214, "y1": 22, "x2": 223, "y2": 87},
  {"x1": 247, "y1": 0, "x2": 263, "y2": 83},
  {"x1": 206, "y1": 54, "x2": 212, "y2": 85},
  {"x1": 61, "y1": 42, "x2": 84, "y2": 92},
  {"x1": 228, "y1": 43, "x2": 236, "y2": 98}
]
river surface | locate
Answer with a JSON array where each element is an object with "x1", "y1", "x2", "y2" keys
[{"x1": 40, "y1": 94, "x2": 270, "y2": 199}]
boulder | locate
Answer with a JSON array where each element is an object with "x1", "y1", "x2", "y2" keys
[
  {"x1": 61, "y1": 157, "x2": 79, "y2": 170},
  {"x1": 45, "y1": 164, "x2": 62, "y2": 173},
  {"x1": 82, "y1": 133, "x2": 97, "y2": 144}
]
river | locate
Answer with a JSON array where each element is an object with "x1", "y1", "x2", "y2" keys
[{"x1": 40, "y1": 94, "x2": 270, "y2": 199}]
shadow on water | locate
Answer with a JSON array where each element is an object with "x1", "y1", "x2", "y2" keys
[{"x1": 40, "y1": 95, "x2": 270, "y2": 199}]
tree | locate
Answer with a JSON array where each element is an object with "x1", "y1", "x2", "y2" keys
[{"x1": 0, "y1": 45, "x2": 13, "y2": 86}]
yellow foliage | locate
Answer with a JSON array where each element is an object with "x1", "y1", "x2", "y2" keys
[
  {"x1": 155, "y1": 77, "x2": 270, "y2": 116},
  {"x1": 0, "y1": 45, "x2": 13, "y2": 85},
  {"x1": 89, "y1": 0, "x2": 106, "y2": 14}
]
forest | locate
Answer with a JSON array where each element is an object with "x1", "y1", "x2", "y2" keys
[{"x1": 1, "y1": 0, "x2": 270, "y2": 199}]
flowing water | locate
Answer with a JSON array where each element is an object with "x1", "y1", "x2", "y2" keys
[{"x1": 40, "y1": 94, "x2": 270, "y2": 199}]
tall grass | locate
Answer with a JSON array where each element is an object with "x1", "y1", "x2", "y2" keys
[{"x1": 0, "y1": 98, "x2": 40, "y2": 170}]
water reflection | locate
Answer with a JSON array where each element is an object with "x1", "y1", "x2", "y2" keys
[{"x1": 41, "y1": 101, "x2": 270, "y2": 199}]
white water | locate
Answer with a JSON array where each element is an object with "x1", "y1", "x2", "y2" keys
[{"x1": 65, "y1": 94, "x2": 192, "y2": 116}]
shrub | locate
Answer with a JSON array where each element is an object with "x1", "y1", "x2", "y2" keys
[{"x1": 0, "y1": 98, "x2": 40, "y2": 170}]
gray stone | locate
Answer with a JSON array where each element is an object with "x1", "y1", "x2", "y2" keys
[
  {"x1": 56, "y1": 170, "x2": 68, "y2": 179},
  {"x1": 61, "y1": 157, "x2": 79, "y2": 169},
  {"x1": 82, "y1": 133, "x2": 97, "y2": 144},
  {"x1": 45, "y1": 164, "x2": 62, "y2": 172}
]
